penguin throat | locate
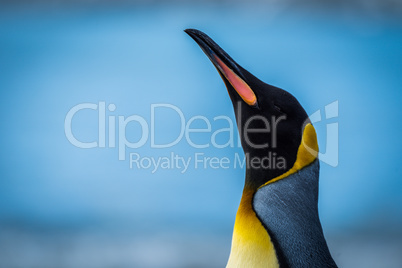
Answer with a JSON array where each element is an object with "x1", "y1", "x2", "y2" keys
[
  {"x1": 241, "y1": 123, "x2": 318, "y2": 190},
  {"x1": 226, "y1": 123, "x2": 319, "y2": 267}
]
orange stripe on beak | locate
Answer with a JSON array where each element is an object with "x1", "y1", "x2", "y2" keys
[{"x1": 213, "y1": 55, "x2": 257, "y2": 106}]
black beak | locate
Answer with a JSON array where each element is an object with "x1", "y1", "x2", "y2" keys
[{"x1": 185, "y1": 29, "x2": 258, "y2": 107}]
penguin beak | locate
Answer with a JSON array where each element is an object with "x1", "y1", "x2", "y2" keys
[{"x1": 185, "y1": 29, "x2": 258, "y2": 107}]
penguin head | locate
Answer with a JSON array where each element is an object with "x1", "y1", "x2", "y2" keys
[{"x1": 185, "y1": 29, "x2": 313, "y2": 188}]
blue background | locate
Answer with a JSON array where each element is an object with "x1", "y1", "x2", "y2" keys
[{"x1": 0, "y1": 3, "x2": 401, "y2": 267}]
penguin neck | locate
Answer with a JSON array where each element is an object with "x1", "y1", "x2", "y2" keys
[
  {"x1": 226, "y1": 157, "x2": 294, "y2": 267},
  {"x1": 227, "y1": 124, "x2": 337, "y2": 267},
  {"x1": 241, "y1": 148, "x2": 291, "y2": 191}
]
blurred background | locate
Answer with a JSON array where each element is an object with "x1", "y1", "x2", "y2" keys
[{"x1": 1, "y1": 0, "x2": 401, "y2": 267}]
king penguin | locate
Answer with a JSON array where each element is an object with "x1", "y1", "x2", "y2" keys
[{"x1": 185, "y1": 29, "x2": 337, "y2": 268}]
